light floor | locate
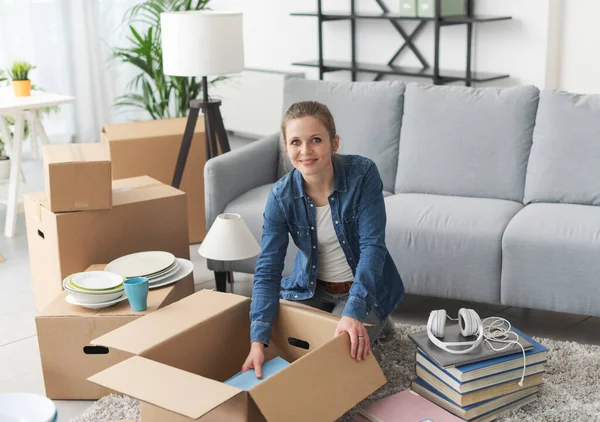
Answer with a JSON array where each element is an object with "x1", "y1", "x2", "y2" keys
[{"x1": 0, "y1": 145, "x2": 598, "y2": 421}]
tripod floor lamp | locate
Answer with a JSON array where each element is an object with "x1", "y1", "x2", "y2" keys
[
  {"x1": 161, "y1": 11, "x2": 245, "y2": 292},
  {"x1": 161, "y1": 10, "x2": 244, "y2": 188}
]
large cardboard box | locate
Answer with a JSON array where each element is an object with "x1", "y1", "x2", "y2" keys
[
  {"x1": 101, "y1": 118, "x2": 206, "y2": 244},
  {"x1": 36, "y1": 263, "x2": 195, "y2": 399},
  {"x1": 88, "y1": 290, "x2": 386, "y2": 422},
  {"x1": 43, "y1": 143, "x2": 112, "y2": 212},
  {"x1": 24, "y1": 175, "x2": 190, "y2": 312}
]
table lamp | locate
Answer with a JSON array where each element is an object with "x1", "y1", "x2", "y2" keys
[
  {"x1": 160, "y1": 10, "x2": 244, "y2": 189},
  {"x1": 198, "y1": 213, "x2": 260, "y2": 293}
]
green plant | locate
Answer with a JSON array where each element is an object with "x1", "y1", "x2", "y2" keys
[
  {"x1": 111, "y1": 0, "x2": 226, "y2": 120},
  {"x1": 7, "y1": 61, "x2": 36, "y2": 81}
]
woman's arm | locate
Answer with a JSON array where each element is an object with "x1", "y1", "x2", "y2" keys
[
  {"x1": 249, "y1": 187, "x2": 289, "y2": 345},
  {"x1": 342, "y1": 163, "x2": 387, "y2": 323}
]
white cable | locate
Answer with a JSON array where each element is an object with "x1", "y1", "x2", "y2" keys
[{"x1": 481, "y1": 317, "x2": 527, "y2": 387}]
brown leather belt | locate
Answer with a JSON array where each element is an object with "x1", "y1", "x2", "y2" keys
[{"x1": 317, "y1": 279, "x2": 353, "y2": 293}]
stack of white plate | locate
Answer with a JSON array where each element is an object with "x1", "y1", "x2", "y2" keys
[
  {"x1": 63, "y1": 271, "x2": 127, "y2": 309},
  {"x1": 105, "y1": 251, "x2": 194, "y2": 289}
]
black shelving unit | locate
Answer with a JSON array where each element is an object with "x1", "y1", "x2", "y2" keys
[{"x1": 291, "y1": 0, "x2": 512, "y2": 86}]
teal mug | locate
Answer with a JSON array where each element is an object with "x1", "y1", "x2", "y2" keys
[{"x1": 124, "y1": 277, "x2": 149, "y2": 311}]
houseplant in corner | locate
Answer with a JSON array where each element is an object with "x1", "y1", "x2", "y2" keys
[{"x1": 7, "y1": 61, "x2": 36, "y2": 97}]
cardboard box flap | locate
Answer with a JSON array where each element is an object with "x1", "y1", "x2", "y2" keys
[
  {"x1": 102, "y1": 118, "x2": 203, "y2": 142},
  {"x1": 112, "y1": 175, "x2": 184, "y2": 206},
  {"x1": 44, "y1": 143, "x2": 111, "y2": 164},
  {"x1": 91, "y1": 290, "x2": 250, "y2": 355},
  {"x1": 249, "y1": 334, "x2": 386, "y2": 422},
  {"x1": 88, "y1": 356, "x2": 242, "y2": 419}
]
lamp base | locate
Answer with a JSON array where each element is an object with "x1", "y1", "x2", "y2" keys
[{"x1": 214, "y1": 271, "x2": 235, "y2": 293}]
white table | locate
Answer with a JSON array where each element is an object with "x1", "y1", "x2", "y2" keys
[{"x1": 0, "y1": 89, "x2": 75, "y2": 237}]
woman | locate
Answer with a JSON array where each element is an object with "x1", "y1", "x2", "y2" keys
[{"x1": 242, "y1": 101, "x2": 405, "y2": 378}]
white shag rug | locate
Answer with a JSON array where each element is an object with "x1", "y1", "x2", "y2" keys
[{"x1": 70, "y1": 323, "x2": 600, "y2": 422}]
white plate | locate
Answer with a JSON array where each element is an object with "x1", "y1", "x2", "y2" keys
[
  {"x1": 105, "y1": 251, "x2": 176, "y2": 278},
  {"x1": 149, "y1": 258, "x2": 194, "y2": 289},
  {"x1": 65, "y1": 293, "x2": 128, "y2": 309},
  {"x1": 147, "y1": 260, "x2": 181, "y2": 283},
  {"x1": 144, "y1": 260, "x2": 178, "y2": 278},
  {"x1": 62, "y1": 274, "x2": 124, "y2": 295},
  {"x1": 66, "y1": 289, "x2": 124, "y2": 304},
  {"x1": 72, "y1": 271, "x2": 123, "y2": 290}
]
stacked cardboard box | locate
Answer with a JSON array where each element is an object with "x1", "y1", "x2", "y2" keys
[
  {"x1": 101, "y1": 117, "x2": 207, "y2": 244},
  {"x1": 36, "y1": 263, "x2": 194, "y2": 399}
]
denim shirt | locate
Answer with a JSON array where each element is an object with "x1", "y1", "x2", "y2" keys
[{"x1": 250, "y1": 154, "x2": 405, "y2": 345}]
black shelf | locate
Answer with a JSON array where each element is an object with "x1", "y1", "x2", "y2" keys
[
  {"x1": 291, "y1": 11, "x2": 512, "y2": 25},
  {"x1": 291, "y1": 0, "x2": 512, "y2": 86},
  {"x1": 292, "y1": 59, "x2": 509, "y2": 83}
]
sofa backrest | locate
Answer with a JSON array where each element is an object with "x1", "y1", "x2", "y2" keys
[
  {"x1": 395, "y1": 83, "x2": 539, "y2": 202},
  {"x1": 524, "y1": 89, "x2": 600, "y2": 206},
  {"x1": 280, "y1": 78, "x2": 405, "y2": 193}
]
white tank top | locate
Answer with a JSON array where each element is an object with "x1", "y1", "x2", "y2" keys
[{"x1": 315, "y1": 204, "x2": 354, "y2": 283}]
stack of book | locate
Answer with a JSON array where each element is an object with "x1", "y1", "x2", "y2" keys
[{"x1": 408, "y1": 324, "x2": 547, "y2": 421}]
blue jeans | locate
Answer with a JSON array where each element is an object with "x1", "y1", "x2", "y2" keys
[{"x1": 296, "y1": 283, "x2": 385, "y2": 347}]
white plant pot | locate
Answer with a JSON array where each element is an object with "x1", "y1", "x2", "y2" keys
[{"x1": 0, "y1": 157, "x2": 10, "y2": 181}]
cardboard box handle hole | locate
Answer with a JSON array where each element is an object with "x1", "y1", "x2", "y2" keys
[
  {"x1": 287, "y1": 337, "x2": 310, "y2": 350},
  {"x1": 83, "y1": 346, "x2": 109, "y2": 355}
]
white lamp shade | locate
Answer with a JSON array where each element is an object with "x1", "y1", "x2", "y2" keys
[
  {"x1": 198, "y1": 213, "x2": 260, "y2": 261},
  {"x1": 161, "y1": 11, "x2": 244, "y2": 77}
]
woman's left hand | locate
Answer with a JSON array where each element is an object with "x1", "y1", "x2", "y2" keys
[{"x1": 335, "y1": 316, "x2": 371, "y2": 361}]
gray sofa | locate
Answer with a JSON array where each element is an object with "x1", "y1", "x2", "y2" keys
[{"x1": 205, "y1": 78, "x2": 600, "y2": 318}]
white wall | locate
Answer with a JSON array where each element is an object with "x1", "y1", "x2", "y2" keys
[
  {"x1": 211, "y1": 0, "x2": 551, "y2": 87},
  {"x1": 554, "y1": 0, "x2": 600, "y2": 93}
]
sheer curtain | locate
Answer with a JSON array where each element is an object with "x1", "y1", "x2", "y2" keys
[{"x1": 0, "y1": 0, "x2": 144, "y2": 143}]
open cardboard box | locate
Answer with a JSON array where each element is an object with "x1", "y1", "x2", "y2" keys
[
  {"x1": 35, "y1": 264, "x2": 195, "y2": 399},
  {"x1": 88, "y1": 290, "x2": 387, "y2": 421}
]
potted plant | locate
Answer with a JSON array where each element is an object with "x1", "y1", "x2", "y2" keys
[{"x1": 7, "y1": 61, "x2": 36, "y2": 97}]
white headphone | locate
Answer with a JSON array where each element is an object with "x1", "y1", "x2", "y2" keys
[{"x1": 427, "y1": 309, "x2": 527, "y2": 387}]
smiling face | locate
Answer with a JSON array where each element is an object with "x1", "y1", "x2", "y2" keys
[{"x1": 284, "y1": 116, "x2": 340, "y2": 178}]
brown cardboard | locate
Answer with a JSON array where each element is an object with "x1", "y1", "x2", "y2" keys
[
  {"x1": 101, "y1": 117, "x2": 206, "y2": 244},
  {"x1": 24, "y1": 175, "x2": 190, "y2": 312},
  {"x1": 35, "y1": 263, "x2": 195, "y2": 400},
  {"x1": 88, "y1": 291, "x2": 386, "y2": 421},
  {"x1": 43, "y1": 143, "x2": 112, "y2": 212}
]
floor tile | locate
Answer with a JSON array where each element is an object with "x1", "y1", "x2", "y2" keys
[
  {"x1": 0, "y1": 369, "x2": 45, "y2": 395},
  {"x1": 554, "y1": 317, "x2": 600, "y2": 345},
  {"x1": 0, "y1": 309, "x2": 37, "y2": 347},
  {"x1": 0, "y1": 336, "x2": 42, "y2": 382}
]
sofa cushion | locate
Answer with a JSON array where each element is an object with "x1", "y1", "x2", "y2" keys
[
  {"x1": 524, "y1": 89, "x2": 600, "y2": 206},
  {"x1": 385, "y1": 193, "x2": 522, "y2": 303},
  {"x1": 281, "y1": 78, "x2": 405, "y2": 193},
  {"x1": 501, "y1": 203, "x2": 600, "y2": 316},
  {"x1": 395, "y1": 83, "x2": 539, "y2": 202}
]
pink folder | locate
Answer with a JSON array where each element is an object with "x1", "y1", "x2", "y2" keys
[{"x1": 355, "y1": 389, "x2": 463, "y2": 422}]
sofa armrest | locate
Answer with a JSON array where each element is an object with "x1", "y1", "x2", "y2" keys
[{"x1": 204, "y1": 132, "x2": 280, "y2": 230}]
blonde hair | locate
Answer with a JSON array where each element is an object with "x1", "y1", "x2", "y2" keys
[{"x1": 281, "y1": 101, "x2": 337, "y2": 142}]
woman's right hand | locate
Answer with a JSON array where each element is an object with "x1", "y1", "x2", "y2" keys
[{"x1": 241, "y1": 342, "x2": 265, "y2": 378}]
